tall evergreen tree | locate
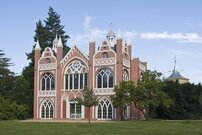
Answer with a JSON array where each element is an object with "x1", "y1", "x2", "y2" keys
[
  {"x1": 22, "y1": 7, "x2": 70, "y2": 118},
  {"x1": 0, "y1": 50, "x2": 14, "y2": 97}
]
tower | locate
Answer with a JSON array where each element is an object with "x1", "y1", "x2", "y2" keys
[
  {"x1": 52, "y1": 34, "x2": 59, "y2": 53},
  {"x1": 167, "y1": 57, "x2": 189, "y2": 84},
  {"x1": 106, "y1": 25, "x2": 116, "y2": 47}
]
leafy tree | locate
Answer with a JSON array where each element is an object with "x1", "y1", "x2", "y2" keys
[
  {"x1": 77, "y1": 87, "x2": 98, "y2": 127},
  {"x1": 22, "y1": 7, "x2": 70, "y2": 118},
  {"x1": 156, "y1": 81, "x2": 202, "y2": 119},
  {"x1": 10, "y1": 76, "x2": 30, "y2": 107},
  {"x1": 132, "y1": 70, "x2": 173, "y2": 119},
  {"x1": 0, "y1": 96, "x2": 28, "y2": 120},
  {"x1": 111, "y1": 81, "x2": 135, "y2": 120}
]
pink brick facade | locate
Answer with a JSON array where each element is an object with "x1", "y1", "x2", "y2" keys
[{"x1": 33, "y1": 31, "x2": 147, "y2": 120}]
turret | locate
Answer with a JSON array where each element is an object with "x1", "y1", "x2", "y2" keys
[
  {"x1": 34, "y1": 40, "x2": 41, "y2": 119},
  {"x1": 127, "y1": 38, "x2": 132, "y2": 60},
  {"x1": 57, "y1": 36, "x2": 63, "y2": 61},
  {"x1": 88, "y1": 35, "x2": 95, "y2": 89},
  {"x1": 116, "y1": 29, "x2": 123, "y2": 84},
  {"x1": 52, "y1": 34, "x2": 59, "y2": 53},
  {"x1": 107, "y1": 30, "x2": 116, "y2": 47}
]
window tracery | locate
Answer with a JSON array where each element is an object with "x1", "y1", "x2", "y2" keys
[
  {"x1": 96, "y1": 69, "x2": 113, "y2": 88},
  {"x1": 65, "y1": 59, "x2": 88, "y2": 90},
  {"x1": 41, "y1": 73, "x2": 55, "y2": 90}
]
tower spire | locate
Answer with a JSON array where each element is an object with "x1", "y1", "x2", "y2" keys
[
  {"x1": 34, "y1": 39, "x2": 41, "y2": 50},
  {"x1": 109, "y1": 22, "x2": 112, "y2": 31},
  {"x1": 173, "y1": 56, "x2": 177, "y2": 73}
]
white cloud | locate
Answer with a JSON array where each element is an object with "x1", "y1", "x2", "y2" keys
[
  {"x1": 140, "y1": 32, "x2": 202, "y2": 43},
  {"x1": 83, "y1": 16, "x2": 92, "y2": 30}
]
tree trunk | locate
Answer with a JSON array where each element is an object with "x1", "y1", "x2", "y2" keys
[
  {"x1": 120, "y1": 108, "x2": 124, "y2": 121},
  {"x1": 88, "y1": 107, "x2": 91, "y2": 127}
]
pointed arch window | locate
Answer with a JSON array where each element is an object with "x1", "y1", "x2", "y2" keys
[
  {"x1": 97, "y1": 98, "x2": 113, "y2": 119},
  {"x1": 41, "y1": 73, "x2": 55, "y2": 90},
  {"x1": 102, "y1": 52, "x2": 109, "y2": 58},
  {"x1": 96, "y1": 69, "x2": 113, "y2": 88},
  {"x1": 65, "y1": 59, "x2": 88, "y2": 90},
  {"x1": 45, "y1": 58, "x2": 51, "y2": 64},
  {"x1": 123, "y1": 70, "x2": 129, "y2": 81},
  {"x1": 41, "y1": 99, "x2": 54, "y2": 118}
]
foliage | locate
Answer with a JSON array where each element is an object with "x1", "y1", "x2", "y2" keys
[
  {"x1": 22, "y1": 7, "x2": 70, "y2": 118},
  {"x1": 156, "y1": 81, "x2": 202, "y2": 119},
  {"x1": 0, "y1": 96, "x2": 28, "y2": 120},
  {"x1": 0, "y1": 50, "x2": 15, "y2": 98},
  {"x1": 133, "y1": 70, "x2": 173, "y2": 119},
  {"x1": 111, "y1": 81, "x2": 135, "y2": 120},
  {"x1": 77, "y1": 87, "x2": 98, "y2": 127}
]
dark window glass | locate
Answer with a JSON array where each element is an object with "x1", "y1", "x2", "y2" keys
[
  {"x1": 70, "y1": 74, "x2": 72, "y2": 89},
  {"x1": 46, "y1": 106, "x2": 49, "y2": 118},
  {"x1": 46, "y1": 78, "x2": 50, "y2": 90},
  {"x1": 42, "y1": 78, "x2": 45, "y2": 90},
  {"x1": 109, "y1": 74, "x2": 113, "y2": 88},
  {"x1": 84, "y1": 73, "x2": 87, "y2": 86},
  {"x1": 51, "y1": 78, "x2": 55, "y2": 90},
  {"x1": 50, "y1": 106, "x2": 53, "y2": 118},
  {"x1": 41, "y1": 106, "x2": 45, "y2": 118},
  {"x1": 103, "y1": 105, "x2": 107, "y2": 119},
  {"x1": 80, "y1": 74, "x2": 83, "y2": 89},
  {"x1": 74, "y1": 74, "x2": 78, "y2": 89},
  {"x1": 97, "y1": 74, "x2": 102, "y2": 88},
  {"x1": 65, "y1": 75, "x2": 68, "y2": 89},
  {"x1": 103, "y1": 74, "x2": 107, "y2": 88},
  {"x1": 108, "y1": 104, "x2": 112, "y2": 119}
]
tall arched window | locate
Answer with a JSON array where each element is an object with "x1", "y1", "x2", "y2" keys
[
  {"x1": 41, "y1": 99, "x2": 54, "y2": 118},
  {"x1": 41, "y1": 73, "x2": 55, "y2": 90},
  {"x1": 123, "y1": 70, "x2": 129, "y2": 81},
  {"x1": 96, "y1": 69, "x2": 113, "y2": 88},
  {"x1": 65, "y1": 59, "x2": 88, "y2": 90},
  {"x1": 97, "y1": 98, "x2": 113, "y2": 119}
]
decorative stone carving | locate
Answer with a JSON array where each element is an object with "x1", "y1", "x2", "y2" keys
[
  {"x1": 38, "y1": 90, "x2": 56, "y2": 97},
  {"x1": 94, "y1": 88, "x2": 115, "y2": 95},
  {"x1": 94, "y1": 57, "x2": 115, "y2": 66},
  {"x1": 39, "y1": 63, "x2": 57, "y2": 70}
]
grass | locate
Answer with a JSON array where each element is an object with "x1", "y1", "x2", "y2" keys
[{"x1": 0, "y1": 120, "x2": 202, "y2": 135}]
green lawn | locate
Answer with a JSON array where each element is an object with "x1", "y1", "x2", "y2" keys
[{"x1": 0, "y1": 120, "x2": 201, "y2": 135}]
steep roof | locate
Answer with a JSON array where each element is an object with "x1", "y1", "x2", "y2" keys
[{"x1": 167, "y1": 70, "x2": 188, "y2": 80}]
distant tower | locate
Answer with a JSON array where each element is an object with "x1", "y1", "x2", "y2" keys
[
  {"x1": 106, "y1": 23, "x2": 116, "y2": 47},
  {"x1": 167, "y1": 57, "x2": 189, "y2": 84}
]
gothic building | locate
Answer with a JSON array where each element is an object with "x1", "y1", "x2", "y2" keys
[{"x1": 33, "y1": 30, "x2": 147, "y2": 120}]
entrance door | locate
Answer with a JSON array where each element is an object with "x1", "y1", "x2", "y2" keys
[{"x1": 69, "y1": 98, "x2": 81, "y2": 119}]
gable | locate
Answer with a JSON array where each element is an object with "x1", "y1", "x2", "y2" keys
[{"x1": 61, "y1": 45, "x2": 89, "y2": 73}]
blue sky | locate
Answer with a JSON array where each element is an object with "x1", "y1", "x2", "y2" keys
[{"x1": 0, "y1": 0, "x2": 202, "y2": 83}]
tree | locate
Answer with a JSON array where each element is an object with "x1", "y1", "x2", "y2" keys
[
  {"x1": 132, "y1": 70, "x2": 173, "y2": 120},
  {"x1": 0, "y1": 50, "x2": 15, "y2": 98},
  {"x1": 0, "y1": 96, "x2": 28, "y2": 120},
  {"x1": 111, "y1": 81, "x2": 135, "y2": 120},
  {"x1": 44, "y1": 7, "x2": 70, "y2": 54},
  {"x1": 77, "y1": 87, "x2": 98, "y2": 127},
  {"x1": 156, "y1": 81, "x2": 202, "y2": 119},
  {"x1": 22, "y1": 7, "x2": 70, "y2": 118}
]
